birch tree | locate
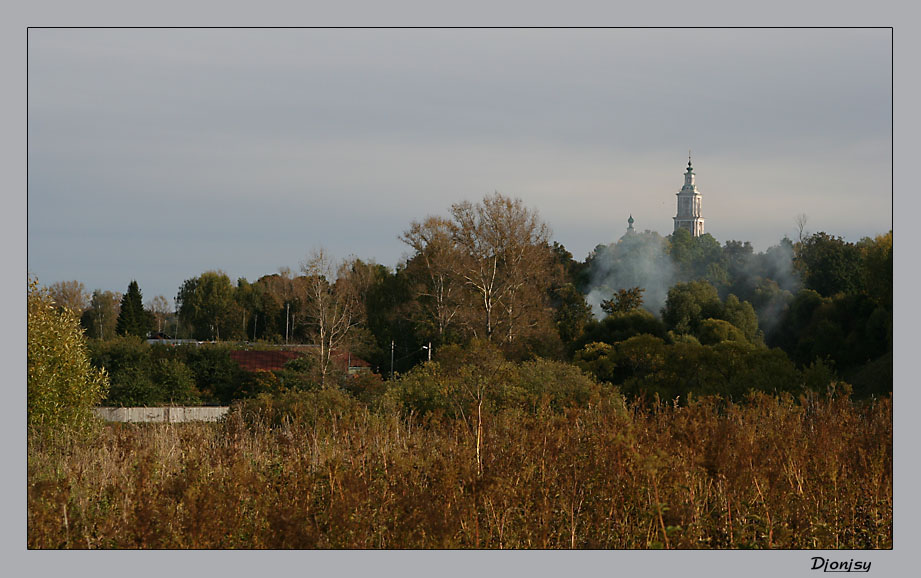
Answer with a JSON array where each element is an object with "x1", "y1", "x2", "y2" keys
[
  {"x1": 301, "y1": 249, "x2": 363, "y2": 387},
  {"x1": 449, "y1": 193, "x2": 555, "y2": 343}
]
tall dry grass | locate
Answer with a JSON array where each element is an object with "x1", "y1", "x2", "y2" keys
[{"x1": 28, "y1": 390, "x2": 891, "y2": 549}]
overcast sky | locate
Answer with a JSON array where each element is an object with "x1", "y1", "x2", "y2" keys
[{"x1": 27, "y1": 28, "x2": 892, "y2": 303}]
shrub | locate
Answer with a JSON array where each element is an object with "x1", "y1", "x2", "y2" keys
[
  {"x1": 233, "y1": 388, "x2": 363, "y2": 429},
  {"x1": 180, "y1": 345, "x2": 246, "y2": 403},
  {"x1": 515, "y1": 357, "x2": 602, "y2": 412},
  {"x1": 152, "y1": 358, "x2": 200, "y2": 405}
]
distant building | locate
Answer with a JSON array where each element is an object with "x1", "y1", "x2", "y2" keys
[
  {"x1": 673, "y1": 154, "x2": 705, "y2": 237},
  {"x1": 625, "y1": 214, "x2": 636, "y2": 235}
]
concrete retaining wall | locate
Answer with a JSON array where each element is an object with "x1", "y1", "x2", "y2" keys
[{"x1": 93, "y1": 406, "x2": 229, "y2": 423}]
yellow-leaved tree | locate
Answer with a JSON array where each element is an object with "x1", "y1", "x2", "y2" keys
[{"x1": 28, "y1": 278, "x2": 108, "y2": 433}]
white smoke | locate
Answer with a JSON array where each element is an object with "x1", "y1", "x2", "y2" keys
[
  {"x1": 584, "y1": 233, "x2": 800, "y2": 330},
  {"x1": 584, "y1": 231, "x2": 676, "y2": 318}
]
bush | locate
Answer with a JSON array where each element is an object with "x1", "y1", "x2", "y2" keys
[
  {"x1": 515, "y1": 358, "x2": 602, "y2": 412},
  {"x1": 233, "y1": 388, "x2": 363, "y2": 429},
  {"x1": 152, "y1": 358, "x2": 200, "y2": 405},
  {"x1": 180, "y1": 345, "x2": 246, "y2": 403},
  {"x1": 386, "y1": 341, "x2": 606, "y2": 417},
  {"x1": 575, "y1": 335, "x2": 804, "y2": 402}
]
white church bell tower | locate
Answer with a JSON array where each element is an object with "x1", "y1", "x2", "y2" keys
[{"x1": 673, "y1": 153, "x2": 705, "y2": 237}]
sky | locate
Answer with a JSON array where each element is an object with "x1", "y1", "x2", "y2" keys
[{"x1": 27, "y1": 28, "x2": 892, "y2": 303}]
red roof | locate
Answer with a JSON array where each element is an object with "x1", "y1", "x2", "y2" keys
[
  {"x1": 229, "y1": 350, "x2": 302, "y2": 372},
  {"x1": 229, "y1": 349, "x2": 371, "y2": 373}
]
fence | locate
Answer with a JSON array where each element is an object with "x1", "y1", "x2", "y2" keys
[{"x1": 92, "y1": 406, "x2": 229, "y2": 423}]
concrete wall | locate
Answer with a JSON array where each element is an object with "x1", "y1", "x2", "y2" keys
[{"x1": 93, "y1": 406, "x2": 229, "y2": 423}]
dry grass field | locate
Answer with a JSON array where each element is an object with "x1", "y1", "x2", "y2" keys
[{"x1": 27, "y1": 388, "x2": 891, "y2": 550}]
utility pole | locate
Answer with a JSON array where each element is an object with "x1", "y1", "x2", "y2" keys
[{"x1": 427, "y1": 341, "x2": 432, "y2": 361}]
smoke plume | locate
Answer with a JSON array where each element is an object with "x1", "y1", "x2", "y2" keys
[{"x1": 585, "y1": 231, "x2": 676, "y2": 318}]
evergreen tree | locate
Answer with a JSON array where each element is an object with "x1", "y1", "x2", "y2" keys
[{"x1": 116, "y1": 280, "x2": 151, "y2": 337}]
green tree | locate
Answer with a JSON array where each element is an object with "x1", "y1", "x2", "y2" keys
[
  {"x1": 663, "y1": 281, "x2": 761, "y2": 345},
  {"x1": 662, "y1": 280, "x2": 723, "y2": 335},
  {"x1": 858, "y1": 231, "x2": 892, "y2": 309},
  {"x1": 697, "y1": 318, "x2": 748, "y2": 346},
  {"x1": 600, "y1": 287, "x2": 645, "y2": 315},
  {"x1": 179, "y1": 345, "x2": 246, "y2": 403},
  {"x1": 515, "y1": 357, "x2": 601, "y2": 412},
  {"x1": 721, "y1": 294, "x2": 761, "y2": 344},
  {"x1": 28, "y1": 279, "x2": 108, "y2": 432},
  {"x1": 668, "y1": 229, "x2": 723, "y2": 281},
  {"x1": 794, "y1": 232, "x2": 863, "y2": 297},
  {"x1": 152, "y1": 358, "x2": 200, "y2": 405},
  {"x1": 90, "y1": 336, "x2": 157, "y2": 406},
  {"x1": 577, "y1": 308, "x2": 667, "y2": 349},
  {"x1": 359, "y1": 262, "x2": 420, "y2": 375},
  {"x1": 116, "y1": 280, "x2": 152, "y2": 337},
  {"x1": 176, "y1": 271, "x2": 237, "y2": 340},
  {"x1": 551, "y1": 282, "x2": 593, "y2": 347}
]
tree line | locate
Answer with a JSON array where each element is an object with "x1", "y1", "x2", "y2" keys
[{"x1": 42, "y1": 192, "x2": 892, "y2": 405}]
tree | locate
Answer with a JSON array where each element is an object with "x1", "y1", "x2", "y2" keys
[
  {"x1": 668, "y1": 229, "x2": 723, "y2": 281},
  {"x1": 449, "y1": 192, "x2": 556, "y2": 343},
  {"x1": 28, "y1": 279, "x2": 108, "y2": 432},
  {"x1": 147, "y1": 295, "x2": 172, "y2": 334},
  {"x1": 358, "y1": 262, "x2": 419, "y2": 374},
  {"x1": 48, "y1": 280, "x2": 89, "y2": 314},
  {"x1": 176, "y1": 271, "x2": 237, "y2": 340},
  {"x1": 662, "y1": 280, "x2": 723, "y2": 335},
  {"x1": 794, "y1": 232, "x2": 862, "y2": 297},
  {"x1": 697, "y1": 318, "x2": 748, "y2": 346},
  {"x1": 80, "y1": 289, "x2": 121, "y2": 340},
  {"x1": 152, "y1": 358, "x2": 200, "y2": 405},
  {"x1": 116, "y1": 280, "x2": 152, "y2": 337},
  {"x1": 576, "y1": 308, "x2": 667, "y2": 350},
  {"x1": 400, "y1": 216, "x2": 465, "y2": 344},
  {"x1": 301, "y1": 248, "x2": 363, "y2": 387},
  {"x1": 858, "y1": 231, "x2": 892, "y2": 309},
  {"x1": 250, "y1": 274, "x2": 286, "y2": 342},
  {"x1": 601, "y1": 287, "x2": 645, "y2": 315},
  {"x1": 90, "y1": 336, "x2": 157, "y2": 406},
  {"x1": 551, "y1": 282, "x2": 593, "y2": 347},
  {"x1": 795, "y1": 213, "x2": 809, "y2": 243}
]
